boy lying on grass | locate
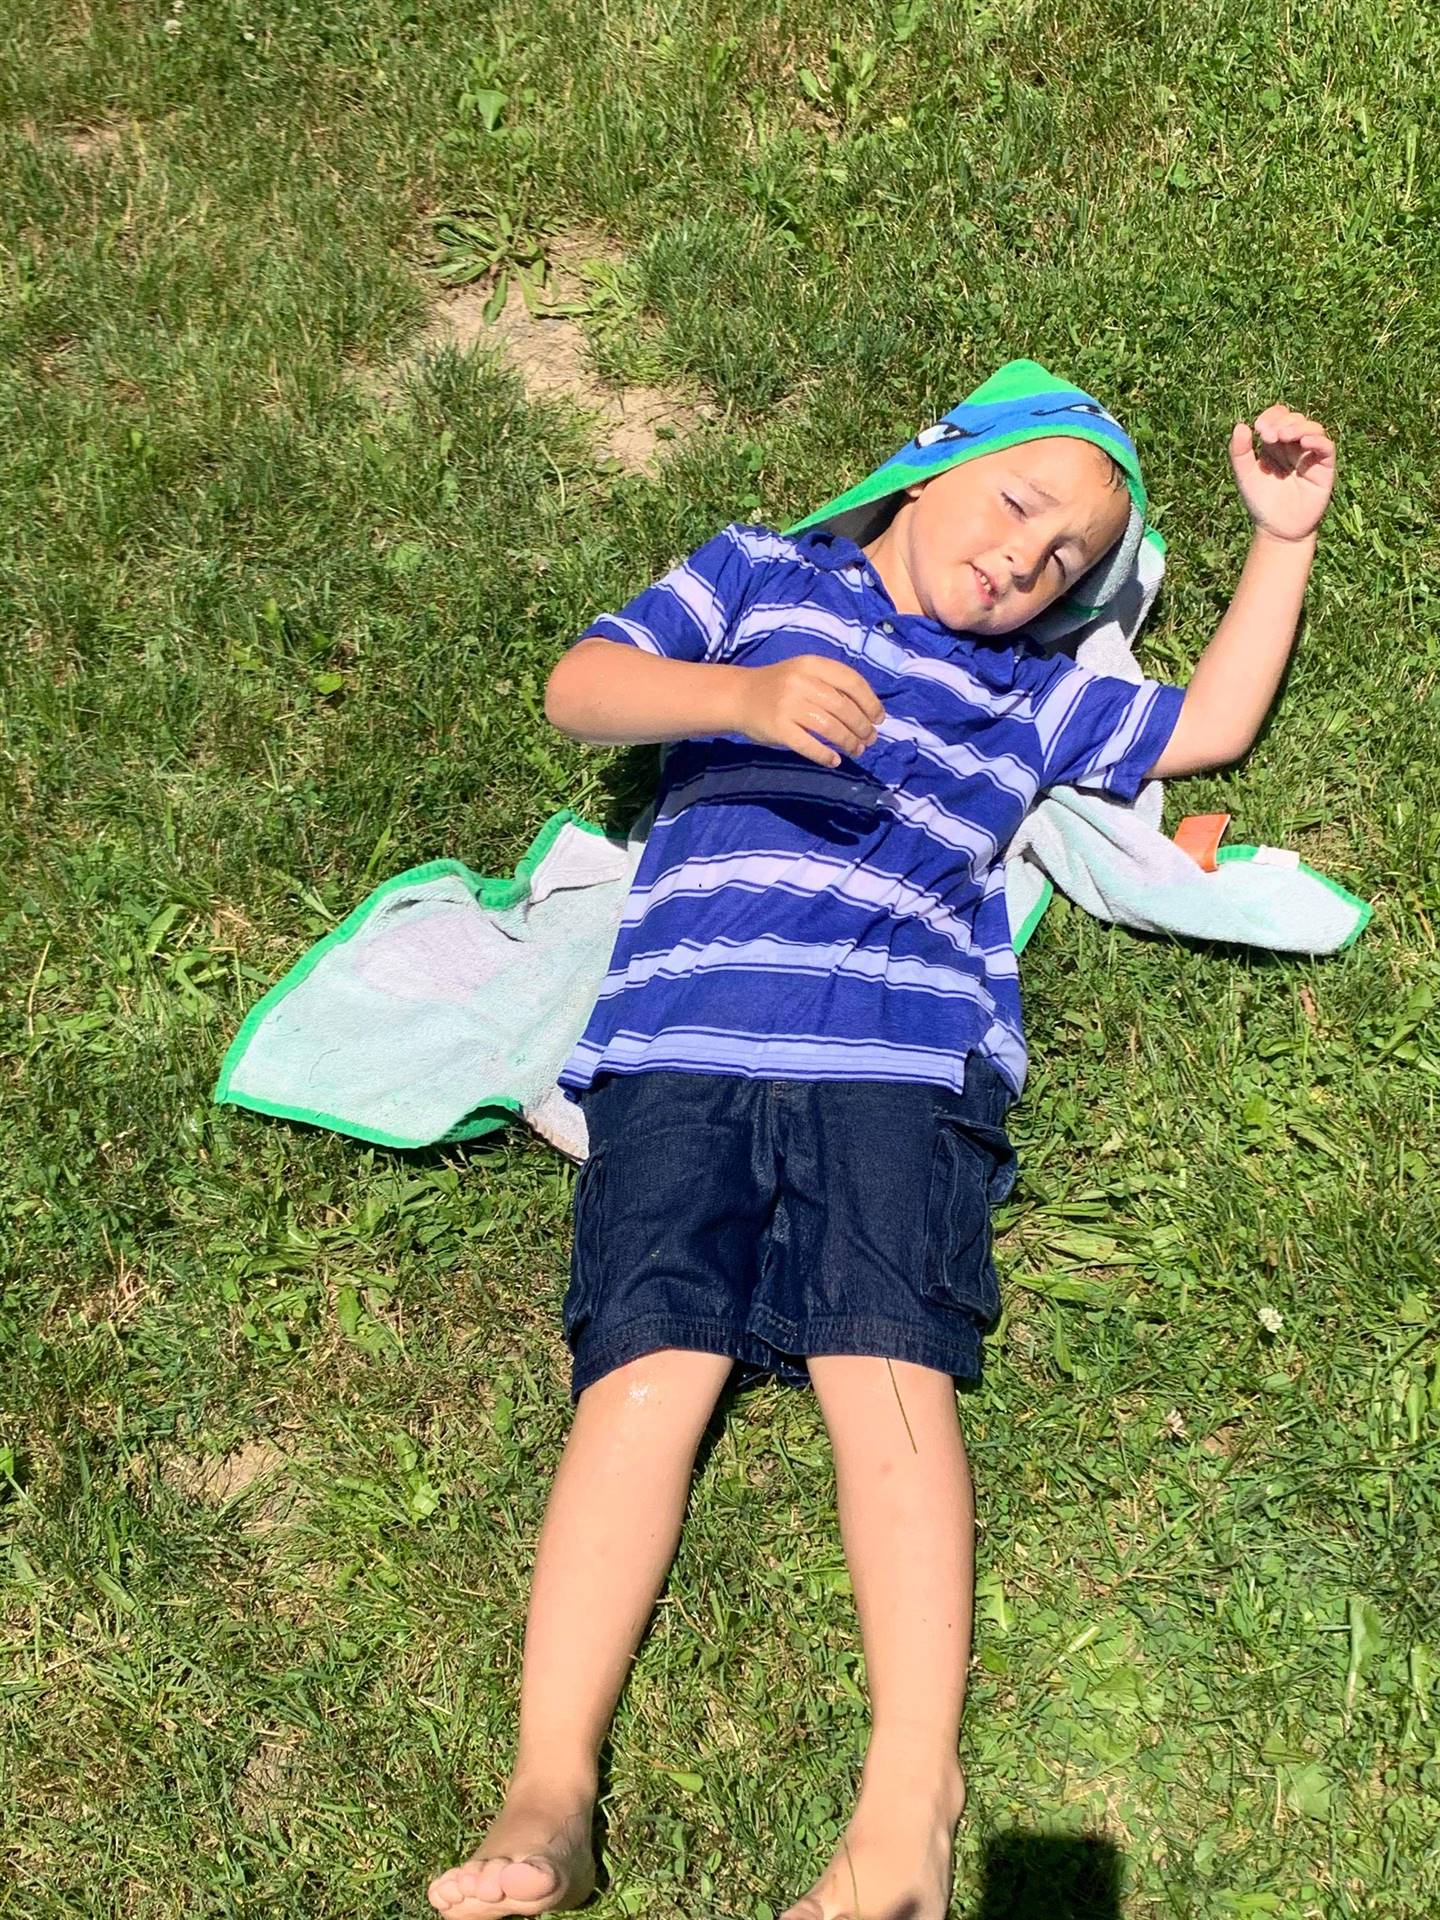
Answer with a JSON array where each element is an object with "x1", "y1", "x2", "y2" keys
[{"x1": 428, "y1": 368, "x2": 1335, "y2": 1920}]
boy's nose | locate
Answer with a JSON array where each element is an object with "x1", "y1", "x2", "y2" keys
[{"x1": 1003, "y1": 541, "x2": 1047, "y2": 588}]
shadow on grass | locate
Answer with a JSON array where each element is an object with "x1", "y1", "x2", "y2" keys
[
  {"x1": 971, "y1": 1828, "x2": 1124, "y2": 1919},
  {"x1": 587, "y1": 740, "x2": 666, "y2": 839}
]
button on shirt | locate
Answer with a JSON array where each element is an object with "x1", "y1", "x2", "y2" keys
[{"x1": 558, "y1": 521, "x2": 1183, "y2": 1100}]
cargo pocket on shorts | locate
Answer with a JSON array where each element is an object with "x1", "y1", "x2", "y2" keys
[
  {"x1": 563, "y1": 1145, "x2": 607, "y2": 1345},
  {"x1": 921, "y1": 1112, "x2": 1015, "y2": 1332}
]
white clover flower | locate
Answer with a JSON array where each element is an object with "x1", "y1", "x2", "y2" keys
[{"x1": 1258, "y1": 1305, "x2": 1284, "y2": 1335}]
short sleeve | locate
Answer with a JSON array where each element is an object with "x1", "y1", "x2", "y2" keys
[
  {"x1": 570, "y1": 523, "x2": 755, "y2": 663},
  {"x1": 1032, "y1": 658, "x2": 1186, "y2": 801}
]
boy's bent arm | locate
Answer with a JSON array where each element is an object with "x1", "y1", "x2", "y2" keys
[
  {"x1": 544, "y1": 637, "x2": 749, "y2": 746},
  {"x1": 1148, "y1": 405, "x2": 1336, "y2": 781},
  {"x1": 545, "y1": 638, "x2": 885, "y2": 765}
]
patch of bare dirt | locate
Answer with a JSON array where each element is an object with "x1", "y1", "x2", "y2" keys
[
  {"x1": 154, "y1": 1437, "x2": 301, "y2": 1530},
  {"x1": 362, "y1": 227, "x2": 716, "y2": 475},
  {"x1": 234, "y1": 1735, "x2": 304, "y2": 1824},
  {"x1": 58, "y1": 121, "x2": 126, "y2": 160}
]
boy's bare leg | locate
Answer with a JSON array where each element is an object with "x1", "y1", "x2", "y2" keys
[
  {"x1": 780, "y1": 1356, "x2": 973, "y2": 1920},
  {"x1": 428, "y1": 1347, "x2": 736, "y2": 1919}
]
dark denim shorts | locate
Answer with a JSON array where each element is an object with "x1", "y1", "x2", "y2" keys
[{"x1": 562, "y1": 1059, "x2": 1017, "y2": 1404}]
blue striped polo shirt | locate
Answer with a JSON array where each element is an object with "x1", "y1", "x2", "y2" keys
[{"x1": 558, "y1": 521, "x2": 1183, "y2": 1100}]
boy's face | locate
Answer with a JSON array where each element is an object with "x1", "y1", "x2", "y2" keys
[{"x1": 867, "y1": 436, "x2": 1132, "y2": 636}]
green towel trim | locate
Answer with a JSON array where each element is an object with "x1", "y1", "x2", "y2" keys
[
  {"x1": 213, "y1": 807, "x2": 604, "y2": 1147},
  {"x1": 785, "y1": 423, "x2": 1146, "y2": 542},
  {"x1": 1214, "y1": 844, "x2": 1373, "y2": 950},
  {"x1": 1008, "y1": 845, "x2": 1369, "y2": 963},
  {"x1": 1010, "y1": 876, "x2": 1054, "y2": 956}
]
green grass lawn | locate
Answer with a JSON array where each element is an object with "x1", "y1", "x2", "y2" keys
[{"x1": 4, "y1": 1, "x2": 1438, "y2": 1914}]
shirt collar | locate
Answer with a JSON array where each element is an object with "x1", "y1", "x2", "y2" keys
[{"x1": 789, "y1": 525, "x2": 1022, "y2": 688}]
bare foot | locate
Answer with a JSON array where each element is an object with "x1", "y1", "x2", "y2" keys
[
  {"x1": 427, "y1": 1780, "x2": 598, "y2": 1918},
  {"x1": 777, "y1": 1766, "x2": 966, "y2": 1920}
]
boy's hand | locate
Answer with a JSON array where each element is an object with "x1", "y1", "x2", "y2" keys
[
  {"x1": 733, "y1": 655, "x2": 886, "y2": 768},
  {"x1": 1229, "y1": 404, "x2": 1336, "y2": 544}
]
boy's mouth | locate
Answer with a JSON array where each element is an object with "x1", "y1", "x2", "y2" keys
[{"x1": 971, "y1": 563, "x2": 998, "y2": 607}]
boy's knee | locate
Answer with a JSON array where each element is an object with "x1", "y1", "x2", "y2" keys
[{"x1": 578, "y1": 1348, "x2": 736, "y2": 1426}]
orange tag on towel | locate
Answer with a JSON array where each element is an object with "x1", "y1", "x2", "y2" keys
[{"x1": 1173, "y1": 812, "x2": 1231, "y2": 872}]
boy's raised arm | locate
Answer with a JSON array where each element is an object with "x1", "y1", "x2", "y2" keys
[{"x1": 1148, "y1": 404, "x2": 1336, "y2": 780}]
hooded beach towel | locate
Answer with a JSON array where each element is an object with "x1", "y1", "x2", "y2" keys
[
  {"x1": 784, "y1": 356, "x2": 1153, "y2": 644},
  {"x1": 214, "y1": 361, "x2": 1369, "y2": 1159}
]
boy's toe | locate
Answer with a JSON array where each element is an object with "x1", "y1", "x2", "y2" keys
[
  {"x1": 429, "y1": 1852, "x2": 562, "y2": 1916},
  {"x1": 460, "y1": 1856, "x2": 511, "y2": 1906},
  {"x1": 427, "y1": 1861, "x2": 494, "y2": 1912},
  {"x1": 500, "y1": 1856, "x2": 561, "y2": 1903},
  {"x1": 426, "y1": 1867, "x2": 462, "y2": 1912}
]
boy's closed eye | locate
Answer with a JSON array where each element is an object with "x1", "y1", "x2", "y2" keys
[{"x1": 1001, "y1": 490, "x2": 1069, "y2": 580}]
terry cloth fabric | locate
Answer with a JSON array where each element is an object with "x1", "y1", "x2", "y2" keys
[
  {"x1": 212, "y1": 800, "x2": 1369, "y2": 1166},
  {"x1": 1006, "y1": 788, "x2": 1373, "y2": 948},
  {"x1": 213, "y1": 358, "x2": 1372, "y2": 1160},
  {"x1": 556, "y1": 516, "x2": 1182, "y2": 1101},
  {"x1": 213, "y1": 811, "x2": 644, "y2": 1161}
]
